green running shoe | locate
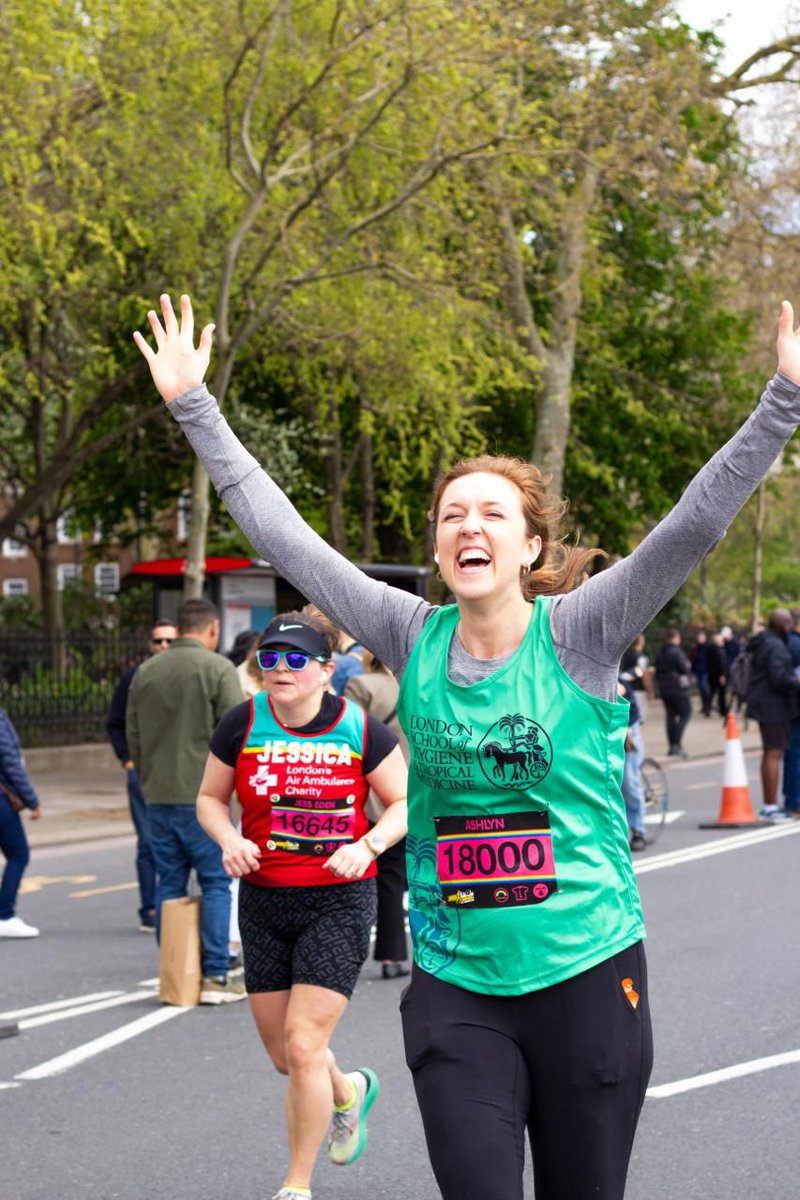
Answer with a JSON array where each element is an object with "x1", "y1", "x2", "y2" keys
[{"x1": 327, "y1": 1068, "x2": 379, "y2": 1166}]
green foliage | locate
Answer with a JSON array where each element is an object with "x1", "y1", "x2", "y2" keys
[{"x1": 0, "y1": 0, "x2": 795, "y2": 625}]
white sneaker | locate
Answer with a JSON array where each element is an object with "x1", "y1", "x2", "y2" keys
[{"x1": 0, "y1": 916, "x2": 40, "y2": 938}]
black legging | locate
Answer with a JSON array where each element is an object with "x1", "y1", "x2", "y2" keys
[
  {"x1": 400, "y1": 942, "x2": 653, "y2": 1200},
  {"x1": 373, "y1": 835, "x2": 408, "y2": 962},
  {"x1": 663, "y1": 692, "x2": 691, "y2": 750}
]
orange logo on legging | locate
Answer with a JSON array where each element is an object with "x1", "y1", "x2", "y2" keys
[{"x1": 621, "y1": 977, "x2": 639, "y2": 1009}]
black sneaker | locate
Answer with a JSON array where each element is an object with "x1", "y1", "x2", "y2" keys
[{"x1": 629, "y1": 832, "x2": 648, "y2": 852}]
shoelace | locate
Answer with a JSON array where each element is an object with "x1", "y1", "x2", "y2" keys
[{"x1": 329, "y1": 1107, "x2": 355, "y2": 1142}]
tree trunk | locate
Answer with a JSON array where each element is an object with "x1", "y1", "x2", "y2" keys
[
  {"x1": 324, "y1": 404, "x2": 347, "y2": 555},
  {"x1": 360, "y1": 429, "x2": 375, "y2": 560},
  {"x1": 183, "y1": 457, "x2": 211, "y2": 600},
  {"x1": 498, "y1": 150, "x2": 599, "y2": 498},
  {"x1": 534, "y1": 355, "x2": 575, "y2": 497},
  {"x1": 36, "y1": 514, "x2": 65, "y2": 675}
]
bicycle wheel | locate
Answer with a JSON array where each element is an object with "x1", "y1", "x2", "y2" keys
[{"x1": 640, "y1": 756, "x2": 669, "y2": 843}]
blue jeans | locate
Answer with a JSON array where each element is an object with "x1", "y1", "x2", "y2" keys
[
  {"x1": 621, "y1": 723, "x2": 646, "y2": 836},
  {"x1": 126, "y1": 769, "x2": 156, "y2": 921},
  {"x1": 784, "y1": 720, "x2": 800, "y2": 812},
  {"x1": 0, "y1": 794, "x2": 30, "y2": 920},
  {"x1": 147, "y1": 805, "x2": 231, "y2": 978}
]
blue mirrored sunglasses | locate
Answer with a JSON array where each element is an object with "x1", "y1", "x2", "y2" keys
[{"x1": 256, "y1": 648, "x2": 329, "y2": 672}]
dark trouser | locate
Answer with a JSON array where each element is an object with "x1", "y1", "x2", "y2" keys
[
  {"x1": 373, "y1": 835, "x2": 408, "y2": 962},
  {"x1": 0, "y1": 794, "x2": 30, "y2": 920},
  {"x1": 401, "y1": 942, "x2": 652, "y2": 1200},
  {"x1": 696, "y1": 672, "x2": 711, "y2": 715},
  {"x1": 784, "y1": 719, "x2": 800, "y2": 812},
  {"x1": 126, "y1": 768, "x2": 156, "y2": 921},
  {"x1": 708, "y1": 681, "x2": 728, "y2": 718},
  {"x1": 663, "y1": 693, "x2": 691, "y2": 750}
]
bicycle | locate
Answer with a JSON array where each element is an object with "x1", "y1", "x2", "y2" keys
[{"x1": 641, "y1": 756, "x2": 669, "y2": 843}]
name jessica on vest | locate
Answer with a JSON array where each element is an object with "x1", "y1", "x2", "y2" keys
[{"x1": 255, "y1": 741, "x2": 354, "y2": 766}]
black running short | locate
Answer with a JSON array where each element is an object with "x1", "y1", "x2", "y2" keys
[
  {"x1": 238, "y1": 877, "x2": 377, "y2": 998},
  {"x1": 759, "y1": 720, "x2": 790, "y2": 752}
]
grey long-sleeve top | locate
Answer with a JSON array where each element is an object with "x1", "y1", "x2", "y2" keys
[{"x1": 170, "y1": 373, "x2": 800, "y2": 702}]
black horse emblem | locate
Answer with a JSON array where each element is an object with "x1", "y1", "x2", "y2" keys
[{"x1": 477, "y1": 715, "x2": 552, "y2": 790}]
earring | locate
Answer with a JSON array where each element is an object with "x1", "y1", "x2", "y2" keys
[{"x1": 433, "y1": 553, "x2": 439, "y2": 564}]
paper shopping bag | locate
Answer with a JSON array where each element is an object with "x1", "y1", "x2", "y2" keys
[{"x1": 158, "y1": 897, "x2": 201, "y2": 1006}]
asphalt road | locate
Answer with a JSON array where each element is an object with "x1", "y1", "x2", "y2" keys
[{"x1": 2, "y1": 750, "x2": 799, "y2": 1200}]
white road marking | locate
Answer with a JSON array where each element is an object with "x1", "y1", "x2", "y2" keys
[
  {"x1": 647, "y1": 1049, "x2": 800, "y2": 1098},
  {"x1": 137, "y1": 976, "x2": 159, "y2": 988},
  {"x1": 19, "y1": 991, "x2": 156, "y2": 1030},
  {"x1": 15, "y1": 1006, "x2": 190, "y2": 1081},
  {"x1": 0, "y1": 1082, "x2": 22, "y2": 1090},
  {"x1": 0, "y1": 992, "x2": 123, "y2": 1021},
  {"x1": 634, "y1": 821, "x2": 800, "y2": 875},
  {"x1": 644, "y1": 810, "x2": 684, "y2": 825}
]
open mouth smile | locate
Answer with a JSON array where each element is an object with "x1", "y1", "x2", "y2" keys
[{"x1": 456, "y1": 547, "x2": 492, "y2": 573}]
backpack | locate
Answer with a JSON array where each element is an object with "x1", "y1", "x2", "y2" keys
[{"x1": 729, "y1": 648, "x2": 751, "y2": 702}]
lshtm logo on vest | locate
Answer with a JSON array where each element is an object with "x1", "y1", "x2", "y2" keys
[{"x1": 477, "y1": 715, "x2": 552, "y2": 790}]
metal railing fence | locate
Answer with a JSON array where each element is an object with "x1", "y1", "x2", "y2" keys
[{"x1": 0, "y1": 632, "x2": 147, "y2": 747}]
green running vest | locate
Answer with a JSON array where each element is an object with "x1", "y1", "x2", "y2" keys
[{"x1": 396, "y1": 596, "x2": 645, "y2": 995}]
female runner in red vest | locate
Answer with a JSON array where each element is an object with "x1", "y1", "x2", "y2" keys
[{"x1": 196, "y1": 610, "x2": 407, "y2": 1200}]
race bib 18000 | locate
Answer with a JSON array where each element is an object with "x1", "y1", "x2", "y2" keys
[{"x1": 433, "y1": 810, "x2": 557, "y2": 908}]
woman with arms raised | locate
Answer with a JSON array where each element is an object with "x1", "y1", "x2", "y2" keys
[{"x1": 136, "y1": 294, "x2": 800, "y2": 1200}]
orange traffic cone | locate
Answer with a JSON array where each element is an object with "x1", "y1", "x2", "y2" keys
[{"x1": 699, "y1": 712, "x2": 760, "y2": 828}]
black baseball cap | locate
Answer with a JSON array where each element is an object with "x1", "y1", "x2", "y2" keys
[{"x1": 258, "y1": 617, "x2": 330, "y2": 659}]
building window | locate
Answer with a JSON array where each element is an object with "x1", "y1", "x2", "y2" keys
[
  {"x1": 2, "y1": 537, "x2": 27, "y2": 558},
  {"x1": 2, "y1": 578, "x2": 28, "y2": 597},
  {"x1": 57, "y1": 563, "x2": 81, "y2": 591},
  {"x1": 94, "y1": 562, "x2": 120, "y2": 596},
  {"x1": 57, "y1": 514, "x2": 79, "y2": 545}
]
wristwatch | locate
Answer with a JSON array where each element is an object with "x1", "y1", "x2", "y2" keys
[{"x1": 362, "y1": 832, "x2": 386, "y2": 858}]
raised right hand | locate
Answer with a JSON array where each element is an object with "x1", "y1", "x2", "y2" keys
[{"x1": 133, "y1": 293, "x2": 214, "y2": 404}]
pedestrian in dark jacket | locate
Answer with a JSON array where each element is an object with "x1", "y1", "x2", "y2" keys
[
  {"x1": 0, "y1": 706, "x2": 41, "y2": 937},
  {"x1": 746, "y1": 608, "x2": 800, "y2": 819},
  {"x1": 706, "y1": 633, "x2": 729, "y2": 718},
  {"x1": 655, "y1": 629, "x2": 692, "y2": 757},
  {"x1": 691, "y1": 631, "x2": 711, "y2": 716}
]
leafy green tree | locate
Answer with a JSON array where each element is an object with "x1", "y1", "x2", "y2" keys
[
  {"x1": 486, "y1": 1, "x2": 800, "y2": 498},
  {"x1": 175, "y1": 0, "x2": 547, "y2": 592},
  {"x1": 0, "y1": 0, "x2": 230, "y2": 636}
]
